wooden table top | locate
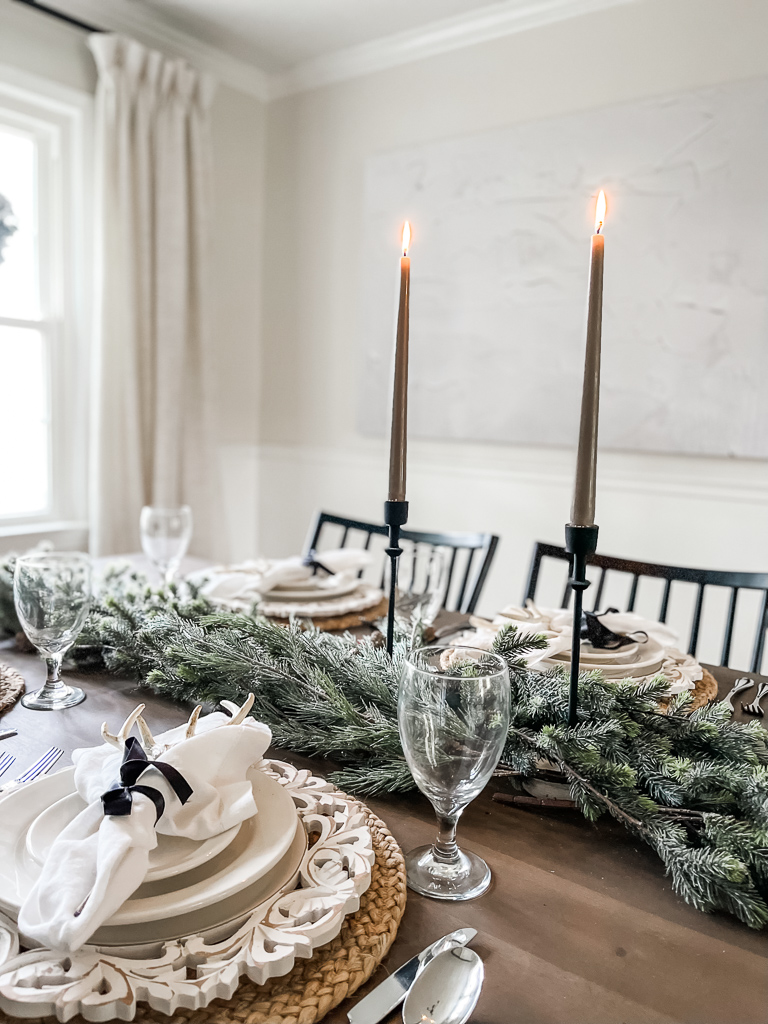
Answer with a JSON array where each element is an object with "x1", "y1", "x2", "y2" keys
[{"x1": 0, "y1": 646, "x2": 766, "y2": 1024}]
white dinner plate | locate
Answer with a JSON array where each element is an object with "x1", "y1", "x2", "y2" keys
[
  {"x1": 0, "y1": 763, "x2": 298, "y2": 925},
  {"x1": 87, "y1": 819, "x2": 307, "y2": 952},
  {"x1": 546, "y1": 636, "x2": 666, "y2": 679},
  {"x1": 576, "y1": 641, "x2": 643, "y2": 664},
  {"x1": 25, "y1": 793, "x2": 242, "y2": 882},
  {"x1": 268, "y1": 576, "x2": 362, "y2": 601}
]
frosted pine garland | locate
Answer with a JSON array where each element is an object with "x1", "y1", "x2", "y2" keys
[{"x1": 1, "y1": 558, "x2": 768, "y2": 928}]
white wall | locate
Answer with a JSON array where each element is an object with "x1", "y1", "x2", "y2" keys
[
  {"x1": 0, "y1": 0, "x2": 266, "y2": 562},
  {"x1": 209, "y1": 84, "x2": 265, "y2": 561},
  {"x1": 3, "y1": 0, "x2": 768, "y2": 666},
  {"x1": 257, "y1": 0, "x2": 768, "y2": 666}
]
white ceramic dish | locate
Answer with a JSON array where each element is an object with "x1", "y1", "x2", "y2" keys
[
  {"x1": 549, "y1": 641, "x2": 644, "y2": 665},
  {"x1": 547, "y1": 637, "x2": 666, "y2": 679},
  {"x1": 87, "y1": 819, "x2": 307, "y2": 951},
  {"x1": 26, "y1": 794, "x2": 241, "y2": 882},
  {"x1": 0, "y1": 764, "x2": 298, "y2": 925},
  {"x1": 269, "y1": 576, "x2": 361, "y2": 601},
  {"x1": 576, "y1": 641, "x2": 643, "y2": 664},
  {"x1": 261, "y1": 583, "x2": 383, "y2": 619}
]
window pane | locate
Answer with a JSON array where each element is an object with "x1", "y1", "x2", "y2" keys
[
  {"x1": 0, "y1": 325, "x2": 48, "y2": 515},
  {"x1": 0, "y1": 126, "x2": 39, "y2": 319}
]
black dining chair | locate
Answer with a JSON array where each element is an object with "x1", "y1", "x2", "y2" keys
[
  {"x1": 303, "y1": 511, "x2": 499, "y2": 614},
  {"x1": 524, "y1": 541, "x2": 768, "y2": 672}
]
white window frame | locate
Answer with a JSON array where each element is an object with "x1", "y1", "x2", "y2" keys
[{"x1": 0, "y1": 64, "x2": 92, "y2": 554}]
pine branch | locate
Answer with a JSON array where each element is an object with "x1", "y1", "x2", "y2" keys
[{"x1": 1, "y1": 565, "x2": 768, "y2": 929}]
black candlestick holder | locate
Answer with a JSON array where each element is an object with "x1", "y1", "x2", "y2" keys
[
  {"x1": 565, "y1": 523, "x2": 599, "y2": 726},
  {"x1": 384, "y1": 500, "x2": 409, "y2": 655}
]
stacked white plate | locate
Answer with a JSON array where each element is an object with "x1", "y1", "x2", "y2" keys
[
  {"x1": 0, "y1": 764, "x2": 307, "y2": 954},
  {"x1": 543, "y1": 635, "x2": 667, "y2": 680},
  {"x1": 258, "y1": 576, "x2": 384, "y2": 619}
]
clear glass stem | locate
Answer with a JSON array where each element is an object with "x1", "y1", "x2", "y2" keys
[
  {"x1": 42, "y1": 652, "x2": 66, "y2": 695},
  {"x1": 433, "y1": 812, "x2": 461, "y2": 866}
]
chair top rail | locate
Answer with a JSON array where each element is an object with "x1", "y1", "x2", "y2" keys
[
  {"x1": 310, "y1": 513, "x2": 496, "y2": 552},
  {"x1": 532, "y1": 542, "x2": 768, "y2": 592}
]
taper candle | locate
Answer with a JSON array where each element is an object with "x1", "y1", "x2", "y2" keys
[
  {"x1": 388, "y1": 221, "x2": 411, "y2": 502},
  {"x1": 571, "y1": 191, "x2": 606, "y2": 527}
]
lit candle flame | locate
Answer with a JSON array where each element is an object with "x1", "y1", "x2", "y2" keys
[
  {"x1": 402, "y1": 221, "x2": 411, "y2": 256},
  {"x1": 594, "y1": 190, "x2": 607, "y2": 234}
]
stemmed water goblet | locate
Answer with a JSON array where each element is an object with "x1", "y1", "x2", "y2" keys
[
  {"x1": 392, "y1": 546, "x2": 450, "y2": 631},
  {"x1": 398, "y1": 644, "x2": 510, "y2": 900},
  {"x1": 139, "y1": 505, "x2": 193, "y2": 584},
  {"x1": 13, "y1": 551, "x2": 92, "y2": 710}
]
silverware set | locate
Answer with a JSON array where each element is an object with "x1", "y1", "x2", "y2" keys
[
  {"x1": 347, "y1": 929, "x2": 482, "y2": 1024},
  {"x1": 724, "y1": 677, "x2": 768, "y2": 716},
  {"x1": 742, "y1": 681, "x2": 768, "y2": 717},
  {"x1": 0, "y1": 746, "x2": 63, "y2": 793}
]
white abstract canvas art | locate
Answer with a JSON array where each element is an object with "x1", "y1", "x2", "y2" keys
[{"x1": 358, "y1": 77, "x2": 768, "y2": 457}]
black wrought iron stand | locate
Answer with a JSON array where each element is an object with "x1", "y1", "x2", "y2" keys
[
  {"x1": 385, "y1": 500, "x2": 409, "y2": 655},
  {"x1": 565, "y1": 523, "x2": 599, "y2": 725}
]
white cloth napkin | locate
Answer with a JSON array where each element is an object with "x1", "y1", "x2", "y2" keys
[
  {"x1": 197, "y1": 549, "x2": 374, "y2": 606},
  {"x1": 19, "y1": 713, "x2": 271, "y2": 953}
]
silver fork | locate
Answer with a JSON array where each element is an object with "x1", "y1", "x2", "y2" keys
[
  {"x1": 742, "y1": 681, "x2": 768, "y2": 717},
  {"x1": 0, "y1": 750, "x2": 16, "y2": 779},
  {"x1": 0, "y1": 746, "x2": 63, "y2": 794}
]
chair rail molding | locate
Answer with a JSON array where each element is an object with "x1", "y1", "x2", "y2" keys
[{"x1": 257, "y1": 442, "x2": 768, "y2": 508}]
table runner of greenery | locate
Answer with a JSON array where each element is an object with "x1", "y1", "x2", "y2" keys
[{"x1": 1, "y1": 559, "x2": 768, "y2": 929}]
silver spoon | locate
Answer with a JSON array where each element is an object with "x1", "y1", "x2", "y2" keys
[
  {"x1": 402, "y1": 946, "x2": 484, "y2": 1024},
  {"x1": 723, "y1": 677, "x2": 753, "y2": 709}
]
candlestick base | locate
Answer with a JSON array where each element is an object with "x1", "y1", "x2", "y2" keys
[
  {"x1": 384, "y1": 500, "x2": 409, "y2": 656},
  {"x1": 565, "y1": 523, "x2": 599, "y2": 726}
]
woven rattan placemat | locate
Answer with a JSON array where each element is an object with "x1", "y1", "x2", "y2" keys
[
  {"x1": 271, "y1": 596, "x2": 389, "y2": 634},
  {"x1": 0, "y1": 807, "x2": 406, "y2": 1024},
  {"x1": 658, "y1": 666, "x2": 719, "y2": 713},
  {"x1": 0, "y1": 664, "x2": 24, "y2": 715}
]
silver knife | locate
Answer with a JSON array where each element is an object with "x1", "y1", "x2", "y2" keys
[
  {"x1": 347, "y1": 927, "x2": 477, "y2": 1024},
  {"x1": 0, "y1": 730, "x2": 17, "y2": 741}
]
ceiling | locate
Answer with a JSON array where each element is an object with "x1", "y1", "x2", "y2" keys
[
  {"x1": 132, "y1": 0, "x2": 525, "y2": 73},
  {"x1": 43, "y1": 0, "x2": 634, "y2": 97}
]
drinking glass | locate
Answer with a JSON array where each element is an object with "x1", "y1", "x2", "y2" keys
[
  {"x1": 398, "y1": 645, "x2": 510, "y2": 900},
  {"x1": 140, "y1": 505, "x2": 193, "y2": 584},
  {"x1": 14, "y1": 552, "x2": 92, "y2": 710},
  {"x1": 390, "y1": 546, "x2": 450, "y2": 629}
]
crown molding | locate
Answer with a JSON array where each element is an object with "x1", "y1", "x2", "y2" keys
[
  {"x1": 37, "y1": 0, "x2": 641, "y2": 103},
  {"x1": 33, "y1": 0, "x2": 271, "y2": 101},
  {"x1": 269, "y1": 0, "x2": 640, "y2": 99}
]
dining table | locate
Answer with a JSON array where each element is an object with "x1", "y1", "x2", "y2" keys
[{"x1": 0, "y1": 640, "x2": 766, "y2": 1024}]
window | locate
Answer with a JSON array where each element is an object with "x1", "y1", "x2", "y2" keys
[{"x1": 0, "y1": 69, "x2": 91, "y2": 546}]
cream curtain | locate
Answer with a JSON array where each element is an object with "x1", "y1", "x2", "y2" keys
[{"x1": 88, "y1": 34, "x2": 217, "y2": 556}]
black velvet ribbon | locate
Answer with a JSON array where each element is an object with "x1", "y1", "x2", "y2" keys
[
  {"x1": 581, "y1": 607, "x2": 648, "y2": 650},
  {"x1": 101, "y1": 736, "x2": 193, "y2": 824},
  {"x1": 302, "y1": 549, "x2": 335, "y2": 577}
]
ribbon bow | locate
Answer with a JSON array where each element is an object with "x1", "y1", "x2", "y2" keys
[
  {"x1": 581, "y1": 607, "x2": 648, "y2": 650},
  {"x1": 101, "y1": 736, "x2": 193, "y2": 824},
  {"x1": 302, "y1": 549, "x2": 335, "y2": 577}
]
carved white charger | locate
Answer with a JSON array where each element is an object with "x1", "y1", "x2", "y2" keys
[{"x1": 0, "y1": 758, "x2": 375, "y2": 1022}]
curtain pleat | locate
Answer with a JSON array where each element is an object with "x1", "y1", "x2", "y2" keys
[{"x1": 88, "y1": 34, "x2": 217, "y2": 557}]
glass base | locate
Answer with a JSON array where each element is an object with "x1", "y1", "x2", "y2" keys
[
  {"x1": 21, "y1": 684, "x2": 86, "y2": 711},
  {"x1": 405, "y1": 844, "x2": 492, "y2": 901}
]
